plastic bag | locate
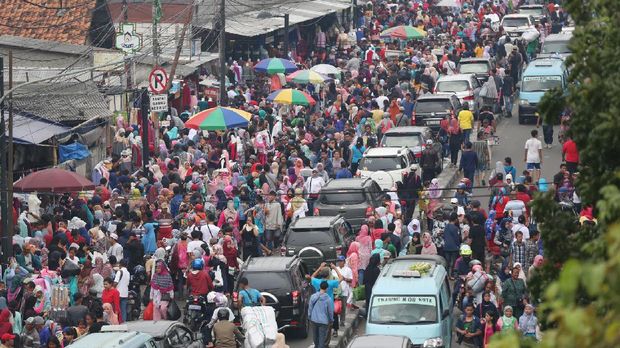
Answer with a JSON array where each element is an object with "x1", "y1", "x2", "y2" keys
[
  {"x1": 143, "y1": 301, "x2": 154, "y2": 320},
  {"x1": 167, "y1": 299, "x2": 182, "y2": 320},
  {"x1": 353, "y1": 286, "x2": 365, "y2": 301},
  {"x1": 334, "y1": 299, "x2": 342, "y2": 315}
]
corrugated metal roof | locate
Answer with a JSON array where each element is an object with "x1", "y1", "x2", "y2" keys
[{"x1": 7, "y1": 113, "x2": 70, "y2": 145}]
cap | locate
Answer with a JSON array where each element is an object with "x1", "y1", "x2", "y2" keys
[
  {"x1": 1, "y1": 333, "x2": 15, "y2": 341},
  {"x1": 337, "y1": 255, "x2": 346, "y2": 262},
  {"x1": 110, "y1": 233, "x2": 118, "y2": 240},
  {"x1": 25, "y1": 317, "x2": 35, "y2": 325}
]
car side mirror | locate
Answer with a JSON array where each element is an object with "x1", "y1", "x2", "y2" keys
[{"x1": 442, "y1": 309, "x2": 450, "y2": 319}]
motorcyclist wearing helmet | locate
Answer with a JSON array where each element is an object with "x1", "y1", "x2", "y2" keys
[
  {"x1": 186, "y1": 258, "x2": 214, "y2": 297},
  {"x1": 212, "y1": 308, "x2": 244, "y2": 348}
]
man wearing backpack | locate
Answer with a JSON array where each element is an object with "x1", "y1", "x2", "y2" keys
[{"x1": 237, "y1": 277, "x2": 266, "y2": 308}]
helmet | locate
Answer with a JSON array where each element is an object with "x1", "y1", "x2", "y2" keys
[
  {"x1": 469, "y1": 259, "x2": 482, "y2": 268},
  {"x1": 217, "y1": 308, "x2": 229, "y2": 321},
  {"x1": 132, "y1": 265, "x2": 147, "y2": 285},
  {"x1": 191, "y1": 258, "x2": 204, "y2": 271},
  {"x1": 460, "y1": 244, "x2": 472, "y2": 256}
]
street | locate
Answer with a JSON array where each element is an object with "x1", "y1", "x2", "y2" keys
[{"x1": 286, "y1": 113, "x2": 565, "y2": 348}]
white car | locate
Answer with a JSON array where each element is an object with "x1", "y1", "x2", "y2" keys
[
  {"x1": 501, "y1": 14, "x2": 535, "y2": 38},
  {"x1": 356, "y1": 147, "x2": 414, "y2": 190},
  {"x1": 434, "y1": 74, "x2": 482, "y2": 113}
]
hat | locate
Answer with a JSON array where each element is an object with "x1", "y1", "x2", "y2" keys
[
  {"x1": 1, "y1": 333, "x2": 15, "y2": 342},
  {"x1": 337, "y1": 255, "x2": 346, "y2": 262},
  {"x1": 110, "y1": 233, "x2": 119, "y2": 240},
  {"x1": 69, "y1": 243, "x2": 80, "y2": 250},
  {"x1": 25, "y1": 317, "x2": 35, "y2": 325},
  {"x1": 33, "y1": 316, "x2": 44, "y2": 325}
]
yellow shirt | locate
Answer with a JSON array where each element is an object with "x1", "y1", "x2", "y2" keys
[
  {"x1": 458, "y1": 110, "x2": 474, "y2": 130},
  {"x1": 371, "y1": 109, "x2": 384, "y2": 125},
  {"x1": 474, "y1": 46, "x2": 484, "y2": 58}
]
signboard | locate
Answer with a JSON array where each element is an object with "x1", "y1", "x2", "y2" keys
[
  {"x1": 372, "y1": 296, "x2": 437, "y2": 306},
  {"x1": 149, "y1": 67, "x2": 169, "y2": 94},
  {"x1": 150, "y1": 94, "x2": 168, "y2": 112},
  {"x1": 115, "y1": 23, "x2": 142, "y2": 54}
]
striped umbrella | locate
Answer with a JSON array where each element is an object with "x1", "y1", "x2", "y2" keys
[
  {"x1": 286, "y1": 70, "x2": 332, "y2": 84},
  {"x1": 184, "y1": 107, "x2": 252, "y2": 130},
  {"x1": 267, "y1": 88, "x2": 316, "y2": 106},
  {"x1": 254, "y1": 58, "x2": 298, "y2": 74},
  {"x1": 380, "y1": 25, "x2": 427, "y2": 40}
]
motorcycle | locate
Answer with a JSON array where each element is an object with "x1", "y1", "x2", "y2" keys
[
  {"x1": 184, "y1": 295, "x2": 212, "y2": 332},
  {"x1": 126, "y1": 265, "x2": 147, "y2": 321}
]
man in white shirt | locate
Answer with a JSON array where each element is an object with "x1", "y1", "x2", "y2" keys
[
  {"x1": 524, "y1": 129, "x2": 543, "y2": 182},
  {"x1": 107, "y1": 233, "x2": 124, "y2": 261},
  {"x1": 304, "y1": 169, "x2": 325, "y2": 216},
  {"x1": 511, "y1": 215, "x2": 530, "y2": 240},
  {"x1": 200, "y1": 213, "x2": 221, "y2": 243},
  {"x1": 114, "y1": 259, "x2": 131, "y2": 323},
  {"x1": 335, "y1": 256, "x2": 353, "y2": 326}
]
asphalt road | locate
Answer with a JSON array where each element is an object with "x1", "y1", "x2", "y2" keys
[{"x1": 285, "y1": 113, "x2": 565, "y2": 348}]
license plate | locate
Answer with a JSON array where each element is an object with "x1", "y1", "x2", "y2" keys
[
  {"x1": 188, "y1": 305, "x2": 202, "y2": 310},
  {"x1": 426, "y1": 120, "x2": 440, "y2": 125}
]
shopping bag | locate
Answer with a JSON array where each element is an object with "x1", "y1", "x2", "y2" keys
[
  {"x1": 167, "y1": 299, "x2": 182, "y2": 320},
  {"x1": 353, "y1": 285, "x2": 365, "y2": 301},
  {"x1": 143, "y1": 301, "x2": 154, "y2": 320},
  {"x1": 334, "y1": 299, "x2": 342, "y2": 315}
]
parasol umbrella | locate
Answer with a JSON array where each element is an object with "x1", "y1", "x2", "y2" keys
[
  {"x1": 310, "y1": 64, "x2": 340, "y2": 75},
  {"x1": 185, "y1": 107, "x2": 252, "y2": 130},
  {"x1": 286, "y1": 70, "x2": 333, "y2": 84},
  {"x1": 14, "y1": 168, "x2": 95, "y2": 193},
  {"x1": 380, "y1": 25, "x2": 427, "y2": 40},
  {"x1": 254, "y1": 58, "x2": 298, "y2": 74},
  {"x1": 267, "y1": 88, "x2": 316, "y2": 106}
]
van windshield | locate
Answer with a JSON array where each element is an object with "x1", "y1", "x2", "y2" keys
[
  {"x1": 370, "y1": 295, "x2": 438, "y2": 324},
  {"x1": 502, "y1": 17, "x2": 529, "y2": 27},
  {"x1": 522, "y1": 75, "x2": 563, "y2": 92},
  {"x1": 542, "y1": 41, "x2": 570, "y2": 54}
]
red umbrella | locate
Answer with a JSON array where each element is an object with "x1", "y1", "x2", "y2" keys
[{"x1": 13, "y1": 168, "x2": 96, "y2": 193}]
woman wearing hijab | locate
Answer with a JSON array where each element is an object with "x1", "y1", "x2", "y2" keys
[
  {"x1": 527, "y1": 255, "x2": 544, "y2": 281},
  {"x1": 102, "y1": 303, "x2": 119, "y2": 325},
  {"x1": 363, "y1": 254, "x2": 381, "y2": 310},
  {"x1": 222, "y1": 236, "x2": 239, "y2": 269},
  {"x1": 355, "y1": 224, "x2": 372, "y2": 283},
  {"x1": 408, "y1": 232, "x2": 423, "y2": 255},
  {"x1": 0, "y1": 308, "x2": 12, "y2": 337},
  {"x1": 150, "y1": 260, "x2": 174, "y2": 321},
  {"x1": 286, "y1": 188, "x2": 308, "y2": 219},
  {"x1": 370, "y1": 239, "x2": 388, "y2": 260},
  {"x1": 91, "y1": 256, "x2": 113, "y2": 280},
  {"x1": 217, "y1": 200, "x2": 239, "y2": 229},
  {"x1": 346, "y1": 242, "x2": 361, "y2": 288},
  {"x1": 77, "y1": 260, "x2": 94, "y2": 296},
  {"x1": 421, "y1": 232, "x2": 438, "y2": 255}
]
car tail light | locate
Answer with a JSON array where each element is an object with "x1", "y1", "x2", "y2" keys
[
  {"x1": 314, "y1": 208, "x2": 320, "y2": 216},
  {"x1": 290, "y1": 320, "x2": 299, "y2": 326},
  {"x1": 365, "y1": 207, "x2": 373, "y2": 216},
  {"x1": 292, "y1": 291, "x2": 300, "y2": 306},
  {"x1": 415, "y1": 152, "x2": 422, "y2": 158},
  {"x1": 280, "y1": 245, "x2": 287, "y2": 256},
  {"x1": 463, "y1": 95, "x2": 474, "y2": 101},
  {"x1": 193, "y1": 297, "x2": 199, "y2": 303}
]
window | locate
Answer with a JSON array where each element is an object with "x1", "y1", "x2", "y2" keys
[
  {"x1": 458, "y1": 62, "x2": 489, "y2": 74},
  {"x1": 415, "y1": 100, "x2": 453, "y2": 113},
  {"x1": 287, "y1": 230, "x2": 336, "y2": 246},
  {"x1": 242, "y1": 272, "x2": 291, "y2": 292},
  {"x1": 436, "y1": 80, "x2": 470, "y2": 93},
  {"x1": 502, "y1": 17, "x2": 530, "y2": 27},
  {"x1": 382, "y1": 133, "x2": 423, "y2": 148},
  {"x1": 542, "y1": 41, "x2": 570, "y2": 54},
  {"x1": 370, "y1": 296, "x2": 438, "y2": 324},
  {"x1": 320, "y1": 190, "x2": 366, "y2": 205},
  {"x1": 522, "y1": 75, "x2": 563, "y2": 92},
  {"x1": 358, "y1": 156, "x2": 404, "y2": 171}
]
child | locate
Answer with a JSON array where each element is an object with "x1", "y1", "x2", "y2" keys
[
  {"x1": 497, "y1": 305, "x2": 519, "y2": 332},
  {"x1": 519, "y1": 303, "x2": 538, "y2": 340},
  {"x1": 482, "y1": 311, "x2": 501, "y2": 348}
]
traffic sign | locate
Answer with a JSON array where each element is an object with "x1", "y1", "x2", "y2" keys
[
  {"x1": 148, "y1": 67, "x2": 169, "y2": 94},
  {"x1": 150, "y1": 94, "x2": 168, "y2": 112}
]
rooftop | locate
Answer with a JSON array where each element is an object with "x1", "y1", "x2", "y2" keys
[{"x1": 0, "y1": 0, "x2": 98, "y2": 45}]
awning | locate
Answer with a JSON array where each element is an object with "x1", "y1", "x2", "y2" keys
[
  {"x1": 7, "y1": 113, "x2": 70, "y2": 145},
  {"x1": 207, "y1": 0, "x2": 352, "y2": 37}
]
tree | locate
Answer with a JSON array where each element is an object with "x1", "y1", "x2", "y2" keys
[{"x1": 491, "y1": 1, "x2": 620, "y2": 347}]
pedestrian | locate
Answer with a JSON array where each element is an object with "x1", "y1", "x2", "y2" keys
[
  {"x1": 150, "y1": 260, "x2": 174, "y2": 321},
  {"x1": 420, "y1": 140, "x2": 439, "y2": 183},
  {"x1": 237, "y1": 277, "x2": 265, "y2": 308},
  {"x1": 455, "y1": 303, "x2": 483, "y2": 348},
  {"x1": 562, "y1": 136, "x2": 579, "y2": 174},
  {"x1": 308, "y1": 281, "x2": 333, "y2": 348},
  {"x1": 363, "y1": 254, "x2": 381, "y2": 311},
  {"x1": 335, "y1": 256, "x2": 353, "y2": 326},
  {"x1": 113, "y1": 260, "x2": 130, "y2": 323},
  {"x1": 536, "y1": 112, "x2": 554, "y2": 149},
  {"x1": 443, "y1": 213, "x2": 461, "y2": 278},
  {"x1": 519, "y1": 304, "x2": 538, "y2": 340},
  {"x1": 458, "y1": 104, "x2": 475, "y2": 142},
  {"x1": 459, "y1": 141, "x2": 479, "y2": 184},
  {"x1": 524, "y1": 129, "x2": 543, "y2": 182},
  {"x1": 501, "y1": 267, "x2": 528, "y2": 318}
]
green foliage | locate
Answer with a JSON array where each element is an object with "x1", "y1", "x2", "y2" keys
[{"x1": 490, "y1": 0, "x2": 620, "y2": 347}]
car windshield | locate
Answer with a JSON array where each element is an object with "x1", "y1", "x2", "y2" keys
[
  {"x1": 370, "y1": 296, "x2": 438, "y2": 324},
  {"x1": 522, "y1": 75, "x2": 563, "y2": 92},
  {"x1": 287, "y1": 230, "x2": 335, "y2": 246},
  {"x1": 436, "y1": 80, "x2": 470, "y2": 93},
  {"x1": 415, "y1": 100, "x2": 452, "y2": 113},
  {"x1": 319, "y1": 190, "x2": 366, "y2": 205},
  {"x1": 358, "y1": 156, "x2": 403, "y2": 171},
  {"x1": 502, "y1": 17, "x2": 530, "y2": 27},
  {"x1": 382, "y1": 134, "x2": 422, "y2": 148},
  {"x1": 542, "y1": 41, "x2": 570, "y2": 54},
  {"x1": 519, "y1": 8, "x2": 542, "y2": 16},
  {"x1": 459, "y1": 62, "x2": 489, "y2": 74},
  {"x1": 242, "y1": 272, "x2": 291, "y2": 292}
]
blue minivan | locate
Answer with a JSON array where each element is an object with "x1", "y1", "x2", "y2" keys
[
  {"x1": 366, "y1": 255, "x2": 452, "y2": 348},
  {"x1": 517, "y1": 58, "x2": 569, "y2": 124}
]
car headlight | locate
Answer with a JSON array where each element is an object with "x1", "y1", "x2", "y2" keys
[
  {"x1": 423, "y1": 337, "x2": 444, "y2": 348},
  {"x1": 519, "y1": 99, "x2": 530, "y2": 106}
]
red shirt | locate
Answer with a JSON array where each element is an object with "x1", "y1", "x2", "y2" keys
[
  {"x1": 102, "y1": 288, "x2": 121, "y2": 321},
  {"x1": 187, "y1": 270, "x2": 214, "y2": 296},
  {"x1": 562, "y1": 139, "x2": 579, "y2": 163}
]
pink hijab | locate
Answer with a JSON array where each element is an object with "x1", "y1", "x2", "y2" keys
[
  {"x1": 355, "y1": 225, "x2": 372, "y2": 269},
  {"x1": 346, "y1": 241, "x2": 361, "y2": 287}
]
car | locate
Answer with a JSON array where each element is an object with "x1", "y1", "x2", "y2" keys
[
  {"x1": 501, "y1": 14, "x2": 535, "y2": 38},
  {"x1": 357, "y1": 147, "x2": 414, "y2": 190},
  {"x1": 538, "y1": 32, "x2": 573, "y2": 60},
  {"x1": 380, "y1": 126, "x2": 443, "y2": 175},
  {"x1": 282, "y1": 215, "x2": 353, "y2": 271},
  {"x1": 66, "y1": 332, "x2": 155, "y2": 348},
  {"x1": 347, "y1": 334, "x2": 414, "y2": 348},
  {"x1": 233, "y1": 256, "x2": 312, "y2": 337},
  {"x1": 104, "y1": 321, "x2": 201, "y2": 348},
  {"x1": 517, "y1": 58, "x2": 569, "y2": 124},
  {"x1": 313, "y1": 178, "x2": 385, "y2": 230},
  {"x1": 413, "y1": 94, "x2": 462, "y2": 132},
  {"x1": 456, "y1": 58, "x2": 494, "y2": 85},
  {"x1": 518, "y1": 4, "x2": 548, "y2": 24},
  {"x1": 365, "y1": 255, "x2": 453, "y2": 348},
  {"x1": 434, "y1": 73, "x2": 482, "y2": 113}
]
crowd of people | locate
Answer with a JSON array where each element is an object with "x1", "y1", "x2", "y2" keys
[{"x1": 0, "y1": 1, "x2": 582, "y2": 348}]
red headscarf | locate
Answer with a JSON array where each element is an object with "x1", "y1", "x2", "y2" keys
[{"x1": 222, "y1": 236, "x2": 239, "y2": 269}]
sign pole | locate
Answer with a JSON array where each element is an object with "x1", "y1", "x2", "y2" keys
[{"x1": 140, "y1": 88, "x2": 150, "y2": 176}]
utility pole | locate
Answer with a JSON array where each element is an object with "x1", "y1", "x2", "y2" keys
[
  {"x1": 140, "y1": 88, "x2": 150, "y2": 175},
  {"x1": 218, "y1": 0, "x2": 226, "y2": 106},
  {"x1": 283, "y1": 13, "x2": 289, "y2": 60},
  {"x1": 165, "y1": 21, "x2": 189, "y2": 91},
  {"x1": 6, "y1": 50, "x2": 13, "y2": 260},
  {"x1": 0, "y1": 56, "x2": 7, "y2": 265},
  {"x1": 122, "y1": 0, "x2": 132, "y2": 91}
]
